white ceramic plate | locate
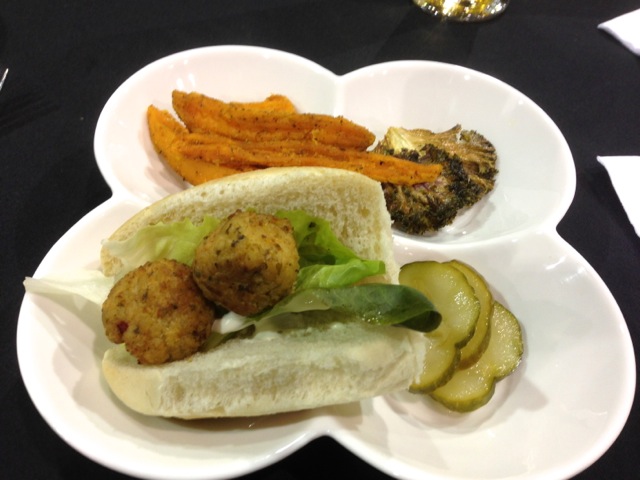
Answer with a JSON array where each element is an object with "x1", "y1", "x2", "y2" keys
[{"x1": 17, "y1": 46, "x2": 635, "y2": 480}]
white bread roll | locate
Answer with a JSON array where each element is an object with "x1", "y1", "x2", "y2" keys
[
  {"x1": 101, "y1": 167, "x2": 398, "y2": 282},
  {"x1": 101, "y1": 167, "x2": 427, "y2": 418},
  {"x1": 103, "y1": 320, "x2": 426, "y2": 418}
]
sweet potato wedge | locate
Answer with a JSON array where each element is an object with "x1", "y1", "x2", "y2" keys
[
  {"x1": 148, "y1": 92, "x2": 443, "y2": 186},
  {"x1": 172, "y1": 90, "x2": 375, "y2": 150},
  {"x1": 229, "y1": 94, "x2": 297, "y2": 114},
  {"x1": 147, "y1": 106, "x2": 249, "y2": 184},
  {"x1": 178, "y1": 140, "x2": 442, "y2": 186}
]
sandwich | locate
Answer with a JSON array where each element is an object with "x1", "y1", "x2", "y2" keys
[{"x1": 97, "y1": 167, "x2": 440, "y2": 418}]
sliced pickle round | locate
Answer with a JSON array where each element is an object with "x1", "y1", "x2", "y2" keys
[
  {"x1": 447, "y1": 260, "x2": 493, "y2": 369},
  {"x1": 399, "y1": 261, "x2": 480, "y2": 393},
  {"x1": 429, "y1": 301, "x2": 524, "y2": 412}
]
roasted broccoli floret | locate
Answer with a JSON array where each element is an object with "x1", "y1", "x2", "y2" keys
[{"x1": 373, "y1": 125, "x2": 498, "y2": 235}]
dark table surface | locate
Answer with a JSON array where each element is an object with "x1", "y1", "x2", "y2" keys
[{"x1": 2, "y1": 1, "x2": 638, "y2": 479}]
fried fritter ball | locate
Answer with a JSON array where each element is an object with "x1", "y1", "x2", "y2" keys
[
  {"x1": 192, "y1": 210, "x2": 300, "y2": 316},
  {"x1": 102, "y1": 259, "x2": 215, "y2": 365}
]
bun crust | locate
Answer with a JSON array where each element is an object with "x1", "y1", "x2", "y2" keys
[{"x1": 100, "y1": 167, "x2": 424, "y2": 418}]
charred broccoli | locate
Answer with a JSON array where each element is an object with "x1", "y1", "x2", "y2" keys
[{"x1": 373, "y1": 125, "x2": 498, "y2": 235}]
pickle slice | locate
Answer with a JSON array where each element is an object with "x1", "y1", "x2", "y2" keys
[
  {"x1": 399, "y1": 261, "x2": 480, "y2": 393},
  {"x1": 447, "y1": 260, "x2": 493, "y2": 369},
  {"x1": 429, "y1": 301, "x2": 524, "y2": 412}
]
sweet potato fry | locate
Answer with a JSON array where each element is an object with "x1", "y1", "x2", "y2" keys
[
  {"x1": 171, "y1": 90, "x2": 375, "y2": 150},
  {"x1": 178, "y1": 140, "x2": 442, "y2": 186},
  {"x1": 229, "y1": 94, "x2": 297, "y2": 114},
  {"x1": 180, "y1": 132, "x2": 356, "y2": 157},
  {"x1": 147, "y1": 105, "x2": 185, "y2": 152},
  {"x1": 148, "y1": 92, "x2": 443, "y2": 186},
  {"x1": 147, "y1": 106, "x2": 248, "y2": 184},
  {"x1": 171, "y1": 154, "x2": 246, "y2": 185},
  {"x1": 175, "y1": 130, "x2": 442, "y2": 185}
]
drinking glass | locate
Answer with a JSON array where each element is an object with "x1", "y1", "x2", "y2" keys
[{"x1": 413, "y1": 0, "x2": 510, "y2": 22}]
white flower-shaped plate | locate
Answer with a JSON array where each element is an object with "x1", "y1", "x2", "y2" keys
[{"x1": 17, "y1": 46, "x2": 635, "y2": 480}]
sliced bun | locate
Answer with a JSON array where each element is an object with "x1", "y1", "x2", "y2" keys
[
  {"x1": 100, "y1": 167, "x2": 424, "y2": 418},
  {"x1": 103, "y1": 320, "x2": 426, "y2": 418},
  {"x1": 101, "y1": 167, "x2": 398, "y2": 282}
]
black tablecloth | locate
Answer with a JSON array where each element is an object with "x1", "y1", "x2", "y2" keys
[{"x1": 2, "y1": 1, "x2": 638, "y2": 479}]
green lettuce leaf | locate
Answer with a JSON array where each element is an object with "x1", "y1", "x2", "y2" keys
[
  {"x1": 254, "y1": 283, "x2": 441, "y2": 332},
  {"x1": 276, "y1": 210, "x2": 385, "y2": 289},
  {"x1": 101, "y1": 216, "x2": 220, "y2": 275},
  {"x1": 24, "y1": 270, "x2": 115, "y2": 305}
]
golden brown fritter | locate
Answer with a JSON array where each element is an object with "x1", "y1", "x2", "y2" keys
[
  {"x1": 102, "y1": 259, "x2": 215, "y2": 365},
  {"x1": 192, "y1": 210, "x2": 300, "y2": 316}
]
